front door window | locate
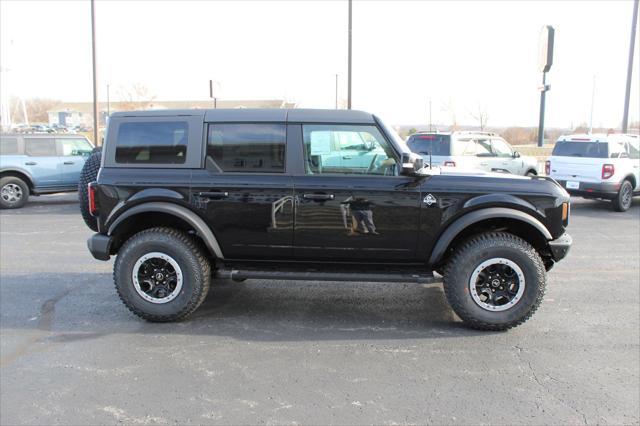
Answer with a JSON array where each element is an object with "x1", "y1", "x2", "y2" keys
[{"x1": 302, "y1": 125, "x2": 398, "y2": 176}]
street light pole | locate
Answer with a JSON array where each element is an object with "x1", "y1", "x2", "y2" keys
[
  {"x1": 622, "y1": 0, "x2": 638, "y2": 133},
  {"x1": 589, "y1": 75, "x2": 596, "y2": 134},
  {"x1": 90, "y1": 0, "x2": 99, "y2": 145},
  {"x1": 347, "y1": 0, "x2": 352, "y2": 110},
  {"x1": 335, "y1": 74, "x2": 339, "y2": 109},
  {"x1": 107, "y1": 84, "x2": 110, "y2": 117}
]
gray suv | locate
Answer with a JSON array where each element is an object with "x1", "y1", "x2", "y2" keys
[{"x1": 0, "y1": 133, "x2": 94, "y2": 208}]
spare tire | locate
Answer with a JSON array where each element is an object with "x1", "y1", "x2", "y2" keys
[{"x1": 78, "y1": 150, "x2": 102, "y2": 231}]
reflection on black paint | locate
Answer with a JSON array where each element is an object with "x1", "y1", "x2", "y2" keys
[{"x1": 341, "y1": 196, "x2": 379, "y2": 235}]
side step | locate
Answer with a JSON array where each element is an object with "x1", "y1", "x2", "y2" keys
[{"x1": 214, "y1": 267, "x2": 436, "y2": 284}]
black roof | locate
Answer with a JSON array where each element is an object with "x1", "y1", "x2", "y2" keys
[{"x1": 110, "y1": 108, "x2": 376, "y2": 124}]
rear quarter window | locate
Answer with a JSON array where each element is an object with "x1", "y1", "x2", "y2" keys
[
  {"x1": 0, "y1": 137, "x2": 20, "y2": 155},
  {"x1": 115, "y1": 121, "x2": 188, "y2": 164},
  {"x1": 552, "y1": 141, "x2": 608, "y2": 158}
]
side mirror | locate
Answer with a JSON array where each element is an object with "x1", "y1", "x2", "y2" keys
[
  {"x1": 401, "y1": 153, "x2": 423, "y2": 176},
  {"x1": 513, "y1": 151, "x2": 521, "y2": 158}
]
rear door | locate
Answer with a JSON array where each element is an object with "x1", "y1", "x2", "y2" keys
[
  {"x1": 190, "y1": 122, "x2": 294, "y2": 259},
  {"x1": 22, "y1": 137, "x2": 62, "y2": 187},
  {"x1": 292, "y1": 123, "x2": 421, "y2": 262},
  {"x1": 626, "y1": 140, "x2": 640, "y2": 190},
  {"x1": 56, "y1": 137, "x2": 94, "y2": 185},
  {"x1": 549, "y1": 141, "x2": 607, "y2": 183}
]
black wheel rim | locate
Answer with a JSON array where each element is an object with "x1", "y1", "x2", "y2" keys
[
  {"x1": 469, "y1": 258, "x2": 526, "y2": 311},
  {"x1": 132, "y1": 252, "x2": 183, "y2": 304}
]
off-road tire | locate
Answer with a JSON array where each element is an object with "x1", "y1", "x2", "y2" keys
[
  {"x1": 612, "y1": 179, "x2": 633, "y2": 212},
  {"x1": 0, "y1": 176, "x2": 29, "y2": 209},
  {"x1": 78, "y1": 150, "x2": 102, "y2": 231},
  {"x1": 443, "y1": 232, "x2": 546, "y2": 331},
  {"x1": 114, "y1": 227, "x2": 211, "y2": 322}
]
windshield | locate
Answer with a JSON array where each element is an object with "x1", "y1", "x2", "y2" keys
[
  {"x1": 552, "y1": 141, "x2": 608, "y2": 158},
  {"x1": 407, "y1": 134, "x2": 451, "y2": 156}
]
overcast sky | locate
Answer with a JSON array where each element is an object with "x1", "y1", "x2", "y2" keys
[{"x1": 1, "y1": 0, "x2": 638, "y2": 128}]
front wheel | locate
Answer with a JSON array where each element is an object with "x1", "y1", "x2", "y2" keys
[
  {"x1": 443, "y1": 232, "x2": 546, "y2": 331},
  {"x1": 612, "y1": 180, "x2": 633, "y2": 212},
  {"x1": 0, "y1": 176, "x2": 29, "y2": 209},
  {"x1": 114, "y1": 227, "x2": 211, "y2": 322}
]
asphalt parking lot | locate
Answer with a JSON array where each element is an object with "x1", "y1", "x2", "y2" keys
[{"x1": 1, "y1": 193, "x2": 638, "y2": 425}]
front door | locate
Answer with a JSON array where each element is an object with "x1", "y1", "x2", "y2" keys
[
  {"x1": 292, "y1": 123, "x2": 421, "y2": 262},
  {"x1": 56, "y1": 137, "x2": 94, "y2": 185},
  {"x1": 190, "y1": 122, "x2": 294, "y2": 259}
]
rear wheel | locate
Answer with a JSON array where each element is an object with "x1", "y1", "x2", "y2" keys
[
  {"x1": 612, "y1": 180, "x2": 633, "y2": 212},
  {"x1": 443, "y1": 232, "x2": 546, "y2": 331},
  {"x1": 526, "y1": 170, "x2": 537, "y2": 177},
  {"x1": 0, "y1": 176, "x2": 29, "y2": 209},
  {"x1": 114, "y1": 227, "x2": 211, "y2": 322}
]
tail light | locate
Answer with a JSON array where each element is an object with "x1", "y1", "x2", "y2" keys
[
  {"x1": 545, "y1": 160, "x2": 550, "y2": 175},
  {"x1": 88, "y1": 183, "x2": 98, "y2": 216},
  {"x1": 602, "y1": 164, "x2": 614, "y2": 179},
  {"x1": 444, "y1": 161, "x2": 456, "y2": 167}
]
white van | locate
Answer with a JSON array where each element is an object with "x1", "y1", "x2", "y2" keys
[
  {"x1": 406, "y1": 131, "x2": 539, "y2": 176},
  {"x1": 547, "y1": 133, "x2": 640, "y2": 211}
]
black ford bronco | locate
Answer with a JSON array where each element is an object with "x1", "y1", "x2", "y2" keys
[{"x1": 83, "y1": 109, "x2": 571, "y2": 330}]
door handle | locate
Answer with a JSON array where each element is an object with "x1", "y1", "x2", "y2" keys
[
  {"x1": 342, "y1": 156, "x2": 352, "y2": 160},
  {"x1": 63, "y1": 161, "x2": 74, "y2": 165},
  {"x1": 480, "y1": 162, "x2": 488, "y2": 166},
  {"x1": 303, "y1": 193, "x2": 334, "y2": 201},
  {"x1": 197, "y1": 191, "x2": 229, "y2": 199},
  {"x1": 25, "y1": 161, "x2": 37, "y2": 166}
]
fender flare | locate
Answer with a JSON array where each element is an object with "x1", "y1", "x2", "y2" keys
[
  {"x1": 108, "y1": 202, "x2": 224, "y2": 259},
  {"x1": 0, "y1": 167, "x2": 35, "y2": 187},
  {"x1": 428, "y1": 207, "x2": 552, "y2": 265}
]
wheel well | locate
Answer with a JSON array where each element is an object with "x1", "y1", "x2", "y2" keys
[
  {"x1": 623, "y1": 174, "x2": 636, "y2": 189},
  {"x1": 0, "y1": 171, "x2": 34, "y2": 193},
  {"x1": 109, "y1": 212, "x2": 211, "y2": 259},
  {"x1": 435, "y1": 217, "x2": 549, "y2": 269},
  {"x1": 526, "y1": 169, "x2": 538, "y2": 175}
]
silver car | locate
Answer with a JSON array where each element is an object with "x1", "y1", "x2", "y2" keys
[{"x1": 406, "y1": 131, "x2": 539, "y2": 176}]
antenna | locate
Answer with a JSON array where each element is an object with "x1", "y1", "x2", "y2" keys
[{"x1": 429, "y1": 137, "x2": 433, "y2": 170}]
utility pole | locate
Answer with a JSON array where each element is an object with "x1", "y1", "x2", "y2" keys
[
  {"x1": 622, "y1": 0, "x2": 638, "y2": 133},
  {"x1": 90, "y1": 0, "x2": 99, "y2": 145},
  {"x1": 428, "y1": 98, "x2": 432, "y2": 132},
  {"x1": 209, "y1": 80, "x2": 218, "y2": 109},
  {"x1": 347, "y1": 0, "x2": 352, "y2": 109},
  {"x1": 107, "y1": 84, "x2": 110, "y2": 117},
  {"x1": 589, "y1": 75, "x2": 596, "y2": 134},
  {"x1": 537, "y1": 25, "x2": 554, "y2": 147},
  {"x1": 335, "y1": 74, "x2": 339, "y2": 109}
]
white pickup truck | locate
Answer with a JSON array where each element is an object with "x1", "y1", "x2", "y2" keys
[{"x1": 547, "y1": 133, "x2": 640, "y2": 212}]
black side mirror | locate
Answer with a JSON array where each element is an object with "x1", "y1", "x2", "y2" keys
[
  {"x1": 513, "y1": 151, "x2": 521, "y2": 158},
  {"x1": 401, "y1": 153, "x2": 423, "y2": 176}
]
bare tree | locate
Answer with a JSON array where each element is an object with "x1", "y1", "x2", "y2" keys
[
  {"x1": 441, "y1": 98, "x2": 458, "y2": 131},
  {"x1": 470, "y1": 103, "x2": 490, "y2": 131},
  {"x1": 9, "y1": 97, "x2": 62, "y2": 123},
  {"x1": 117, "y1": 83, "x2": 157, "y2": 111}
]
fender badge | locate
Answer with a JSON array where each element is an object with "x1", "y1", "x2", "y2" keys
[{"x1": 423, "y1": 194, "x2": 437, "y2": 206}]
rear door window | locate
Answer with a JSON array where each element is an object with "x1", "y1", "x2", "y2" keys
[
  {"x1": 407, "y1": 135, "x2": 450, "y2": 155},
  {"x1": 552, "y1": 142, "x2": 608, "y2": 158},
  {"x1": 207, "y1": 124, "x2": 286, "y2": 173},
  {"x1": 0, "y1": 137, "x2": 20, "y2": 155},
  {"x1": 115, "y1": 121, "x2": 188, "y2": 164},
  {"x1": 25, "y1": 138, "x2": 56, "y2": 156}
]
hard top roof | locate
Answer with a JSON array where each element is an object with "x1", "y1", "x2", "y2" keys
[{"x1": 109, "y1": 108, "x2": 376, "y2": 124}]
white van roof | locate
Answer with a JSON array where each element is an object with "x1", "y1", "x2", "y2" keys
[{"x1": 556, "y1": 133, "x2": 639, "y2": 143}]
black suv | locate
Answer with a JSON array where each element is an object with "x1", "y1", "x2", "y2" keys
[{"x1": 84, "y1": 109, "x2": 571, "y2": 330}]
